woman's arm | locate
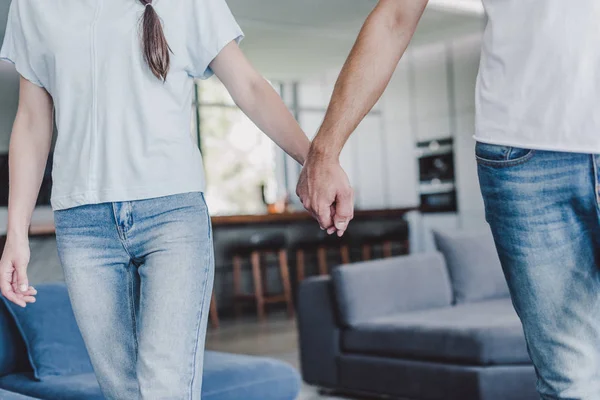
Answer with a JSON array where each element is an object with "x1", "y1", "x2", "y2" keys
[
  {"x1": 0, "y1": 77, "x2": 54, "y2": 307},
  {"x1": 209, "y1": 41, "x2": 310, "y2": 165}
]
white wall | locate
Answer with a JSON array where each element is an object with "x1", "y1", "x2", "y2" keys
[
  {"x1": 0, "y1": 0, "x2": 17, "y2": 153},
  {"x1": 408, "y1": 32, "x2": 489, "y2": 249},
  {"x1": 451, "y1": 34, "x2": 487, "y2": 231}
]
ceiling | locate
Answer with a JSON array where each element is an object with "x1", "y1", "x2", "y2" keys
[
  {"x1": 0, "y1": 0, "x2": 484, "y2": 81},
  {"x1": 228, "y1": 0, "x2": 484, "y2": 79}
]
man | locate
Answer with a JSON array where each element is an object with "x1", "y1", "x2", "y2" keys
[{"x1": 296, "y1": 0, "x2": 600, "y2": 399}]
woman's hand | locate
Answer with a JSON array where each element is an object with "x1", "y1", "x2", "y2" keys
[{"x1": 0, "y1": 235, "x2": 36, "y2": 307}]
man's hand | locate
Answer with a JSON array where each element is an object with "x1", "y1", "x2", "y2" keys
[{"x1": 297, "y1": 146, "x2": 354, "y2": 237}]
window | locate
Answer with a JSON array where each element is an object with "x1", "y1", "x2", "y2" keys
[{"x1": 194, "y1": 78, "x2": 281, "y2": 215}]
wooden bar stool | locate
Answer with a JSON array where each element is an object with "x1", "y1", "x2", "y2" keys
[
  {"x1": 360, "y1": 222, "x2": 410, "y2": 261},
  {"x1": 294, "y1": 231, "x2": 352, "y2": 283},
  {"x1": 209, "y1": 292, "x2": 219, "y2": 329},
  {"x1": 231, "y1": 234, "x2": 294, "y2": 322}
]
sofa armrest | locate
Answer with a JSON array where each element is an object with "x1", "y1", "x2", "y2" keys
[{"x1": 297, "y1": 276, "x2": 340, "y2": 388}]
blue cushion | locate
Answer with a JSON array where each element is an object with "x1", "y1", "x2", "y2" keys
[
  {"x1": 433, "y1": 229, "x2": 510, "y2": 304},
  {"x1": 0, "y1": 373, "x2": 103, "y2": 400},
  {"x1": 0, "y1": 388, "x2": 40, "y2": 400},
  {"x1": 0, "y1": 283, "x2": 94, "y2": 380},
  {"x1": 0, "y1": 300, "x2": 28, "y2": 377},
  {"x1": 0, "y1": 352, "x2": 301, "y2": 400},
  {"x1": 332, "y1": 253, "x2": 453, "y2": 327},
  {"x1": 202, "y1": 352, "x2": 301, "y2": 400}
]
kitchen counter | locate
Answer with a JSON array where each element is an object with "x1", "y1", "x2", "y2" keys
[{"x1": 22, "y1": 207, "x2": 417, "y2": 235}]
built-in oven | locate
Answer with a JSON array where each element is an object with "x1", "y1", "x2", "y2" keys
[{"x1": 417, "y1": 138, "x2": 457, "y2": 213}]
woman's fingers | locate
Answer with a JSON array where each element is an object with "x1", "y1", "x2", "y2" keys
[
  {"x1": 9, "y1": 274, "x2": 36, "y2": 306},
  {"x1": 2, "y1": 283, "x2": 26, "y2": 307},
  {"x1": 1, "y1": 262, "x2": 26, "y2": 307},
  {"x1": 19, "y1": 294, "x2": 36, "y2": 303},
  {"x1": 12, "y1": 282, "x2": 37, "y2": 297},
  {"x1": 14, "y1": 260, "x2": 30, "y2": 293}
]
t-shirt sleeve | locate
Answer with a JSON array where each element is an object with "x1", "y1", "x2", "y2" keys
[
  {"x1": 185, "y1": 0, "x2": 244, "y2": 80},
  {"x1": 0, "y1": 1, "x2": 44, "y2": 87}
]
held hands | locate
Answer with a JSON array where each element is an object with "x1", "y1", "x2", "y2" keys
[
  {"x1": 0, "y1": 236, "x2": 37, "y2": 307},
  {"x1": 297, "y1": 148, "x2": 354, "y2": 237}
]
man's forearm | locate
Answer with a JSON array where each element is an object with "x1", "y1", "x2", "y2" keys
[{"x1": 312, "y1": 0, "x2": 428, "y2": 157}]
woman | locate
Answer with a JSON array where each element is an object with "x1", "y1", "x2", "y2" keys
[{"x1": 0, "y1": 0, "x2": 310, "y2": 398}]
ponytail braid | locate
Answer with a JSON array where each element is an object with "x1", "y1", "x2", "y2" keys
[{"x1": 139, "y1": 1, "x2": 171, "y2": 81}]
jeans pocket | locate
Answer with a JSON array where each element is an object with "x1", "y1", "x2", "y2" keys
[{"x1": 475, "y1": 142, "x2": 535, "y2": 167}]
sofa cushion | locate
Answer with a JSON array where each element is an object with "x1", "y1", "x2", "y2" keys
[
  {"x1": 332, "y1": 253, "x2": 452, "y2": 327},
  {"x1": 434, "y1": 229, "x2": 510, "y2": 304},
  {"x1": 0, "y1": 388, "x2": 40, "y2": 400},
  {"x1": 0, "y1": 373, "x2": 103, "y2": 400},
  {"x1": 0, "y1": 283, "x2": 94, "y2": 380},
  {"x1": 0, "y1": 351, "x2": 301, "y2": 400},
  {"x1": 342, "y1": 298, "x2": 530, "y2": 365},
  {"x1": 0, "y1": 300, "x2": 28, "y2": 377}
]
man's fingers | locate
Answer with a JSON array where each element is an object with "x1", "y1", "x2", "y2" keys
[
  {"x1": 326, "y1": 205, "x2": 337, "y2": 235},
  {"x1": 334, "y1": 188, "x2": 355, "y2": 236},
  {"x1": 315, "y1": 203, "x2": 334, "y2": 230}
]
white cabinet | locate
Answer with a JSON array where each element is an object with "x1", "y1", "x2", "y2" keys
[
  {"x1": 412, "y1": 42, "x2": 452, "y2": 142},
  {"x1": 408, "y1": 211, "x2": 460, "y2": 253}
]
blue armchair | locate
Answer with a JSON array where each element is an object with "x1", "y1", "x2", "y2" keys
[{"x1": 0, "y1": 283, "x2": 300, "y2": 400}]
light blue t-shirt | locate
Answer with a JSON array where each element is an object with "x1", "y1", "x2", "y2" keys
[{"x1": 0, "y1": 0, "x2": 243, "y2": 210}]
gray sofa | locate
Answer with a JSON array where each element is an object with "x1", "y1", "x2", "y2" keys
[{"x1": 297, "y1": 230, "x2": 538, "y2": 400}]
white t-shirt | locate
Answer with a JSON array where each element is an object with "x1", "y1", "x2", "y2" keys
[
  {"x1": 0, "y1": 0, "x2": 243, "y2": 210},
  {"x1": 475, "y1": 1, "x2": 600, "y2": 153}
]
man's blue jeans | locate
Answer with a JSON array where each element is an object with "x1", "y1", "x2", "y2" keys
[
  {"x1": 54, "y1": 192, "x2": 214, "y2": 399},
  {"x1": 477, "y1": 142, "x2": 600, "y2": 400}
]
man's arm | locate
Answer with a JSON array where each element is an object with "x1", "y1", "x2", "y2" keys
[{"x1": 297, "y1": 0, "x2": 429, "y2": 235}]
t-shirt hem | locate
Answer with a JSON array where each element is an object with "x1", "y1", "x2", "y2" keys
[
  {"x1": 51, "y1": 183, "x2": 205, "y2": 211},
  {"x1": 0, "y1": 55, "x2": 44, "y2": 88},
  {"x1": 472, "y1": 135, "x2": 600, "y2": 155}
]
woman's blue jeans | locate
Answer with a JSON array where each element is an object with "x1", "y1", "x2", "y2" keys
[
  {"x1": 477, "y1": 142, "x2": 600, "y2": 400},
  {"x1": 54, "y1": 192, "x2": 214, "y2": 400}
]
